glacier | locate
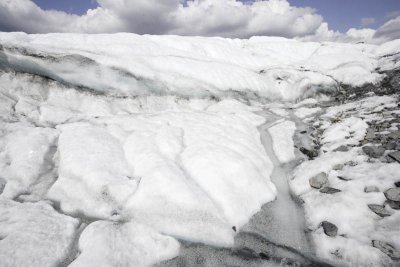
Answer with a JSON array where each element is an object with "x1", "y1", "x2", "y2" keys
[{"x1": 0, "y1": 32, "x2": 400, "y2": 267}]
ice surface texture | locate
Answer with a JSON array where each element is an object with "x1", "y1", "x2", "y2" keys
[
  {"x1": 1, "y1": 33, "x2": 399, "y2": 101},
  {"x1": 1, "y1": 33, "x2": 400, "y2": 266}
]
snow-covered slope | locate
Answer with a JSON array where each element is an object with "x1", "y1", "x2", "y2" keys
[
  {"x1": 1, "y1": 33, "x2": 400, "y2": 101},
  {"x1": 0, "y1": 33, "x2": 400, "y2": 267}
]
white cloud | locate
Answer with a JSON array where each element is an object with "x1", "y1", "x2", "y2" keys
[
  {"x1": 385, "y1": 10, "x2": 400, "y2": 20},
  {"x1": 0, "y1": 0, "x2": 399, "y2": 44},
  {"x1": 360, "y1": 17, "x2": 375, "y2": 27},
  {"x1": 374, "y1": 15, "x2": 400, "y2": 42},
  {"x1": 0, "y1": 0, "x2": 323, "y2": 38}
]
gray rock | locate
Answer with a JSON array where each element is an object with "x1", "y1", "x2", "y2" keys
[
  {"x1": 384, "y1": 188, "x2": 400, "y2": 202},
  {"x1": 300, "y1": 147, "x2": 318, "y2": 159},
  {"x1": 309, "y1": 173, "x2": 329, "y2": 189},
  {"x1": 372, "y1": 240, "x2": 400, "y2": 260},
  {"x1": 321, "y1": 221, "x2": 338, "y2": 237},
  {"x1": 333, "y1": 145, "x2": 349, "y2": 152},
  {"x1": 383, "y1": 141, "x2": 397, "y2": 150},
  {"x1": 345, "y1": 161, "x2": 358, "y2": 167},
  {"x1": 388, "y1": 151, "x2": 400, "y2": 163},
  {"x1": 365, "y1": 128, "x2": 376, "y2": 141},
  {"x1": 364, "y1": 186, "x2": 380, "y2": 193},
  {"x1": 0, "y1": 177, "x2": 5, "y2": 194},
  {"x1": 337, "y1": 175, "x2": 352, "y2": 181},
  {"x1": 388, "y1": 130, "x2": 400, "y2": 140},
  {"x1": 362, "y1": 146, "x2": 386, "y2": 158},
  {"x1": 320, "y1": 187, "x2": 341, "y2": 194},
  {"x1": 386, "y1": 200, "x2": 400, "y2": 210},
  {"x1": 368, "y1": 204, "x2": 392, "y2": 217},
  {"x1": 332, "y1": 164, "x2": 344, "y2": 171}
]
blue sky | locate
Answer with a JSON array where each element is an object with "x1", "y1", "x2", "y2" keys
[
  {"x1": 288, "y1": 0, "x2": 400, "y2": 31},
  {"x1": 31, "y1": 0, "x2": 400, "y2": 32},
  {"x1": 2, "y1": 0, "x2": 400, "y2": 42}
]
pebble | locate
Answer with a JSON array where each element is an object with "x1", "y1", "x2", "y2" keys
[
  {"x1": 368, "y1": 204, "x2": 392, "y2": 217},
  {"x1": 372, "y1": 240, "x2": 400, "y2": 260},
  {"x1": 309, "y1": 173, "x2": 329, "y2": 189},
  {"x1": 321, "y1": 221, "x2": 338, "y2": 237},
  {"x1": 384, "y1": 188, "x2": 400, "y2": 202},
  {"x1": 364, "y1": 186, "x2": 380, "y2": 193},
  {"x1": 320, "y1": 187, "x2": 341, "y2": 194},
  {"x1": 362, "y1": 146, "x2": 386, "y2": 158}
]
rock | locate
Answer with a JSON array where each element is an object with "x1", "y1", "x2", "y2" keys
[
  {"x1": 0, "y1": 177, "x2": 5, "y2": 194},
  {"x1": 388, "y1": 151, "x2": 400, "y2": 163},
  {"x1": 337, "y1": 175, "x2": 352, "y2": 181},
  {"x1": 333, "y1": 145, "x2": 349, "y2": 152},
  {"x1": 383, "y1": 141, "x2": 397, "y2": 150},
  {"x1": 300, "y1": 130, "x2": 307, "y2": 134},
  {"x1": 362, "y1": 146, "x2": 386, "y2": 158},
  {"x1": 321, "y1": 221, "x2": 338, "y2": 237},
  {"x1": 332, "y1": 164, "x2": 344, "y2": 171},
  {"x1": 345, "y1": 161, "x2": 358, "y2": 167},
  {"x1": 388, "y1": 130, "x2": 400, "y2": 140},
  {"x1": 300, "y1": 147, "x2": 318, "y2": 159},
  {"x1": 384, "y1": 188, "x2": 400, "y2": 202},
  {"x1": 365, "y1": 128, "x2": 376, "y2": 141},
  {"x1": 309, "y1": 173, "x2": 329, "y2": 189},
  {"x1": 372, "y1": 240, "x2": 400, "y2": 260},
  {"x1": 364, "y1": 186, "x2": 380, "y2": 193},
  {"x1": 368, "y1": 204, "x2": 392, "y2": 217},
  {"x1": 386, "y1": 200, "x2": 400, "y2": 210},
  {"x1": 235, "y1": 247, "x2": 259, "y2": 260},
  {"x1": 232, "y1": 226, "x2": 236, "y2": 232},
  {"x1": 320, "y1": 187, "x2": 341, "y2": 194},
  {"x1": 259, "y1": 252, "x2": 270, "y2": 260}
]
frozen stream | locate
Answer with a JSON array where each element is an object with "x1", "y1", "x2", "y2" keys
[{"x1": 158, "y1": 111, "x2": 334, "y2": 267}]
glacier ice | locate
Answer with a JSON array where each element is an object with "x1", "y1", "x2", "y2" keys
[{"x1": 0, "y1": 32, "x2": 400, "y2": 267}]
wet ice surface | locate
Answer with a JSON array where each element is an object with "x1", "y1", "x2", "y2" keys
[{"x1": 1, "y1": 33, "x2": 400, "y2": 267}]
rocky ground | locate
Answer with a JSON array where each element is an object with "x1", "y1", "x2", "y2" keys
[{"x1": 287, "y1": 68, "x2": 400, "y2": 266}]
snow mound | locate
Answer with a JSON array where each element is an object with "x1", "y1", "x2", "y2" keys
[
  {"x1": 0, "y1": 199, "x2": 79, "y2": 267},
  {"x1": 268, "y1": 120, "x2": 296, "y2": 163},
  {"x1": 69, "y1": 220, "x2": 180, "y2": 267}
]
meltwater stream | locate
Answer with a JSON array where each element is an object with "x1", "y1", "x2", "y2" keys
[{"x1": 158, "y1": 111, "x2": 335, "y2": 267}]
